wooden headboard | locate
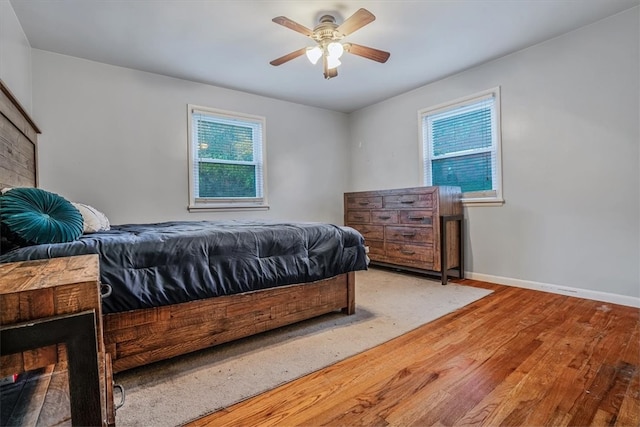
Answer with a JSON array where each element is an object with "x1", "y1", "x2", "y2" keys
[{"x1": 0, "y1": 79, "x2": 40, "y2": 189}]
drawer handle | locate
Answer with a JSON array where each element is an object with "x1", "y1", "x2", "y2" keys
[
  {"x1": 353, "y1": 215, "x2": 365, "y2": 219},
  {"x1": 400, "y1": 200, "x2": 415, "y2": 204},
  {"x1": 402, "y1": 233, "x2": 416, "y2": 237},
  {"x1": 378, "y1": 216, "x2": 391, "y2": 220},
  {"x1": 408, "y1": 216, "x2": 425, "y2": 221},
  {"x1": 101, "y1": 283, "x2": 112, "y2": 299},
  {"x1": 400, "y1": 250, "x2": 415, "y2": 255},
  {"x1": 114, "y1": 383, "x2": 126, "y2": 410},
  {"x1": 358, "y1": 202, "x2": 370, "y2": 206}
]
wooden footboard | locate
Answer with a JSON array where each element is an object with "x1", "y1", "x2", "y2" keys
[{"x1": 103, "y1": 271, "x2": 355, "y2": 373}]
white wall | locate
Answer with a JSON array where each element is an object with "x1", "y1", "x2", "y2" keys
[
  {"x1": 31, "y1": 50, "x2": 350, "y2": 225},
  {"x1": 0, "y1": 0, "x2": 32, "y2": 111},
  {"x1": 348, "y1": 8, "x2": 639, "y2": 301}
]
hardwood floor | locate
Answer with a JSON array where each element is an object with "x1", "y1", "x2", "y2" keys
[{"x1": 187, "y1": 278, "x2": 640, "y2": 427}]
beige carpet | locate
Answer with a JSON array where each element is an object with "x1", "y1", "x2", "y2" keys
[{"x1": 114, "y1": 268, "x2": 492, "y2": 426}]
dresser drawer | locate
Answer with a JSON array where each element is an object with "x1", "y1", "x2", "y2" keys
[
  {"x1": 385, "y1": 243, "x2": 434, "y2": 265},
  {"x1": 384, "y1": 193, "x2": 434, "y2": 209},
  {"x1": 371, "y1": 210, "x2": 398, "y2": 224},
  {"x1": 385, "y1": 226, "x2": 433, "y2": 244},
  {"x1": 346, "y1": 196, "x2": 382, "y2": 210},
  {"x1": 366, "y1": 240, "x2": 385, "y2": 257},
  {"x1": 346, "y1": 210, "x2": 370, "y2": 223},
  {"x1": 353, "y1": 225, "x2": 384, "y2": 240},
  {"x1": 399, "y1": 210, "x2": 433, "y2": 226}
]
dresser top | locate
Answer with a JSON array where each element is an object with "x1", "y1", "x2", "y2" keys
[
  {"x1": 344, "y1": 185, "x2": 461, "y2": 196},
  {"x1": 0, "y1": 255, "x2": 99, "y2": 294}
]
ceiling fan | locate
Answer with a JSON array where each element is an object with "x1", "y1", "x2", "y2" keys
[{"x1": 270, "y1": 8, "x2": 390, "y2": 80}]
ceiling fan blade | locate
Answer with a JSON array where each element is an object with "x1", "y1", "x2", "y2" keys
[
  {"x1": 344, "y1": 43, "x2": 390, "y2": 63},
  {"x1": 270, "y1": 48, "x2": 307, "y2": 66},
  {"x1": 272, "y1": 16, "x2": 314, "y2": 37},
  {"x1": 336, "y1": 8, "x2": 375, "y2": 36}
]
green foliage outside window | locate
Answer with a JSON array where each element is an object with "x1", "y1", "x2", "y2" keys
[
  {"x1": 197, "y1": 122, "x2": 254, "y2": 162},
  {"x1": 431, "y1": 153, "x2": 492, "y2": 193},
  {"x1": 196, "y1": 120, "x2": 259, "y2": 198},
  {"x1": 198, "y1": 163, "x2": 256, "y2": 198},
  {"x1": 432, "y1": 108, "x2": 492, "y2": 156},
  {"x1": 427, "y1": 102, "x2": 494, "y2": 194}
]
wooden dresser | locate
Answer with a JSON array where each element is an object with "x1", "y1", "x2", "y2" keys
[
  {"x1": 344, "y1": 186, "x2": 464, "y2": 284},
  {"x1": 0, "y1": 255, "x2": 116, "y2": 426}
]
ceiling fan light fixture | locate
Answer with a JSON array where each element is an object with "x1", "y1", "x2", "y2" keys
[
  {"x1": 326, "y1": 55, "x2": 342, "y2": 70},
  {"x1": 327, "y1": 42, "x2": 344, "y2": 59},
  {"x1": 306, "y1": 46, "x2": 323, "y2": 65}
]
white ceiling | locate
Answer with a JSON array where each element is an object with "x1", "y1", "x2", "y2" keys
[{"x1": 10, "y1": 0, "x2": 639, "y2": 113}]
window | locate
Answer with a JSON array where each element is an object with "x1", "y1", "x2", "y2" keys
[
  {"x1": 188, "y1": 105, "x2": 267, "y2": 210},
  {"x1": 419, "y1": 87, "x2": 503, "y2": 206}
]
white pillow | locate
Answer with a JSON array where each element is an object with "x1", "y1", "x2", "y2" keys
[{"x1": 71, "y1": 202, "x2": 110, "y2": 233}]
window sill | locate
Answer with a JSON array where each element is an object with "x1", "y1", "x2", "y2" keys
[
  {"x1": 188, "y1": 204, "x2": 270, "y2": 213},
  {"x1": 462, "y1": 198, "x2": 505, "y2": 207}
]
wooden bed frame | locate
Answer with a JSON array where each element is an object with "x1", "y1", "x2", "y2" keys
[
  {"x1": 0, "y1": 79, "x2": 356, "y2": 373},
  {"x1": 104, "y1": 273, "x2": 354, "y2": 372}
]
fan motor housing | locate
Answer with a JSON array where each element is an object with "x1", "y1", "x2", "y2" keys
[{"x1": 313, "y1": 15, "x2": 341, "y2": 41}]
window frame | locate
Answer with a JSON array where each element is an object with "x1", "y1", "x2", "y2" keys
[
  {"x1": 187, "y1": 104, "x2": 268, "y2": 211},
  {"x1": 418, "y1": 87, "x2": 504, "y2": 207}
]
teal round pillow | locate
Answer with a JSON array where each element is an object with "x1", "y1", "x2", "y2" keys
[{"x1": 0, "y1": 188, "x2": 83, "y2": 245}]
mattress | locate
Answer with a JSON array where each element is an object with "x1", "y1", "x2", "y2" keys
[{"x1": 0, "y1": 220, "x2": 368, "y2": 314}]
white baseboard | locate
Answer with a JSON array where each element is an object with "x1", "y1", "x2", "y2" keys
[{"x1": 466, "y1": 272, "x2": 640, "y2": 308}]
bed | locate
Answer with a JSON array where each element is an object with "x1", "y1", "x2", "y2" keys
[{"x1": 0, "y1": 79, "x2": 367, "y2": 372}]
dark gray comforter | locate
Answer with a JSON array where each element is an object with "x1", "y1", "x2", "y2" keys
[{"x1": 0, "y1": 221, "x2": 367, "y2": 314}]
